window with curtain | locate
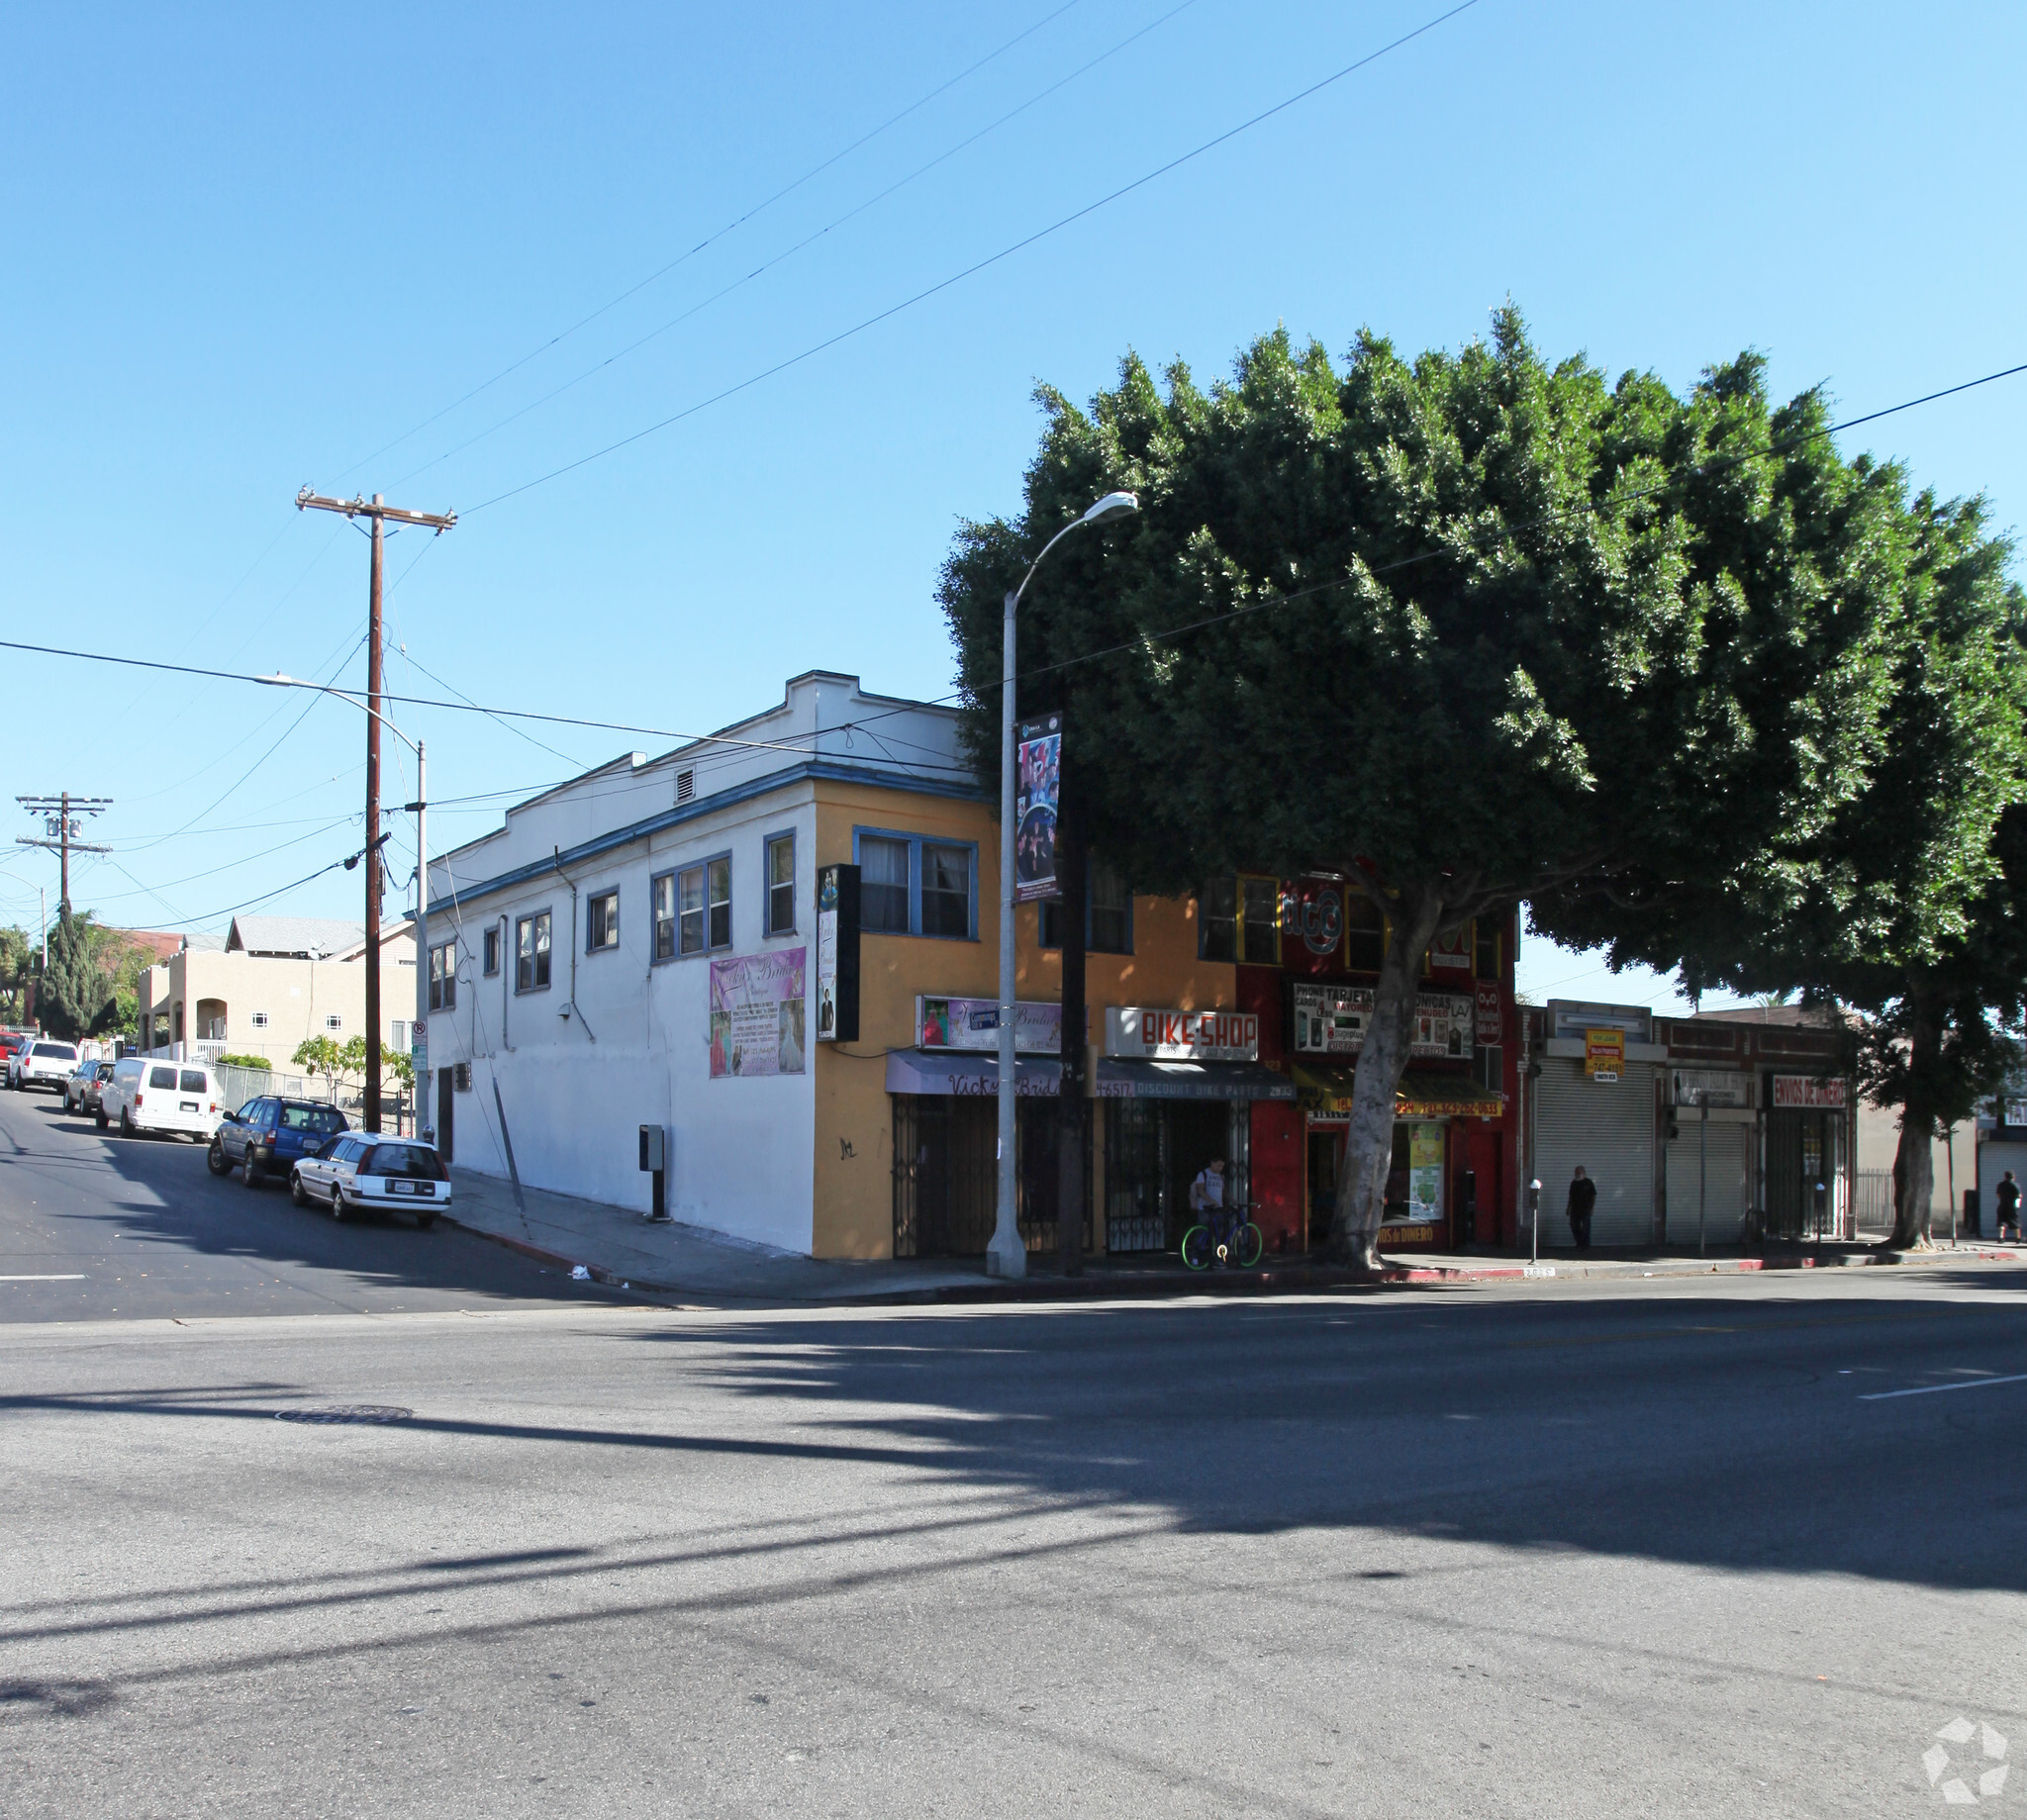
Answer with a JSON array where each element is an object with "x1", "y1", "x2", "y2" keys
[
  {"x1": 861, "y1": 835, "x2": 911, "y2": 933},
  {"x1": 921, "y1": 843, "x2": 971, "y2": 937}
]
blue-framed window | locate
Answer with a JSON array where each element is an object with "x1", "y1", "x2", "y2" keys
[
  {"x1": 851, "y1": 826, "x2": 978, "y2": 940},
  {"x1": 763, "y1": 828, "x2": 797, "y2": 937},
  {"x1": 651, "y1": 852, "x2": 732, "y2": 959},
  {"x1": 1038, "y1": 860, "x2": 1133, "y2": 954}
]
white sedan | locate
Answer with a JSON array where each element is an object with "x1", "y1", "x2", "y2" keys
[{"x1": 290, "y1": 1134, "x2": 451, "y2": 1227}]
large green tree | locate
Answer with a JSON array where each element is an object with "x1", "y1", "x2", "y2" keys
[
  {"x1": 1542, "y1": 490, "x2": 2027, "y2": 1248},
  {"x1": 941, "y1": 310, "x2": 1924, "y2": 1267},
  {"x1": 37, "y1": 904, "x2": 122, "y2": 1040}
]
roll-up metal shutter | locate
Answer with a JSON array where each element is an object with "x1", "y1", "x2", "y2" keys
[
  {"x1": 1664, "y1": 1122, "x2": 1751, "y2": 1247},
  {"x1": 1535, "y1": 1058, "x2": 1657, "y2": 1244}
]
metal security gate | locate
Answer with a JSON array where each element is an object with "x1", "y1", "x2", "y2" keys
[
  {"x1": 892, "y1": 1096, "x2": 1089, "y2": 1259},
  {"x1": 1664, "y1": 1121, "x2": 1750, "y2": 1248},
  {"x1": 1534, "y1": 1059, "x2": 1657, "y2": 1245},
  {"x1": 1103, "y1": 1098, "x2": 1249, "y2": 1254}
]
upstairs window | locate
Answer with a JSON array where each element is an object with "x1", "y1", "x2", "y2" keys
[
  {"x1": 516, "y1": 910, "x2": 552, "y2": 992},
  {"x1": 1239, "y1": 876, "x2": 1281, "y2": 965},
  {"x1": 1475, "y1": 916, "x2": 1500, "y2": 980},
  {"x1": 652, "y1": 871, "x2": 676, "y2": 961},
  {"x1": 921, "y1": 843, "x2": 972, "y2": 938},
  {"x1": 1198, "y1": 877, "x2": 1237, "y2": 962},
  {"x1": 672, "y1": 857, "x2": 731, "y2": 955},
  {"x1": 429, "y1": 940, "x2": 456, "y2": 1011},
  {"x1": 1346, "y1": 895, "x2": 1386, "y2": 972},
  {"x1": 482, "y1": 926, "x2": 500, "y2": 976},
  {"x1": 860, "y1": 835, "x2": 911, "y2": 934},
  {"x1": 1040, "y1": 861, "x2": 1132, "y2": 954},
  {"x1": 765, "y1": 832, "x2": 796, "y2": 936},
  {"x1": 588, "y1": 889, "x2": 620, "y2": 952}
]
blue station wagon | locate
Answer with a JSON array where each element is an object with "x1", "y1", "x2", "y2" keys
[{"x1": 210, "y1": 1096, "x2": 351, "y2": 1188}]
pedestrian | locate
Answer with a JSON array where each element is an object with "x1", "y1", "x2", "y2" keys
[
  {"x1": 1566, "y1": 1165, "x2": 1596, "y2": 1250},
  {"x1": 1997, "y1": 1170, "x2": 2021, "y2": 1244},
  {"x1": 1190, "y1": 1157, "x2": 1226, "y2": 1217}
]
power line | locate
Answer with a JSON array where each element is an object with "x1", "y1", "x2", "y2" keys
[
  {"x1": 334, "y1": 0, "x2": 1086, "y2": 483},
  {"x1": 389, "y1": 0, "x2": 1203, "y2": 489},
  {"x1": 460, "y1": 0, "x2": 1485, "y2": 515}
]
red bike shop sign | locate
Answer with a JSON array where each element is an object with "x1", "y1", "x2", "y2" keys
[{"x1": 1106, "y1": 1007, "x2": 1260, "y2": 1062}]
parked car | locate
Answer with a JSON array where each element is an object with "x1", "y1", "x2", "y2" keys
[
  {"x1": 98, "y1": 1057, "x2": 223, "y2": 1139},
  {"x1": 11, "y1": 1039, "x2": 80, "y2": 1093},
  {"x1": 65, "y1": 1060, "x2": 116, "y2": 1114},
  {"x1": 291, "y1": 1134, "x2": 449, "y2": 1227},
  {"x1": 209, "y1": 1096, "x2": 349, "y2": 1188},
  {"x1": 0, "y1": 1031, "x2": 31, "y2": 1077}
]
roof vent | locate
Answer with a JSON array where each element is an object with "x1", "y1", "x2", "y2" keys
[{"x1": 676, "y1": 769, "x2": 694, "y2": 804}]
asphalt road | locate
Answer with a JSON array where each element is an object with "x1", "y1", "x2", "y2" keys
[
  {"x1": 6, "y1": 1129, "x2": 2027, "y2": 1820},
  {"x1": 0, "y1": 1083, "x2": 625, "y2": 1320}
]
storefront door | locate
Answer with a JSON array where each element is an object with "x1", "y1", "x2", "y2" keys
[
  {"x1": 1305, "y1": 1129, "x2": 1340, "y2": 1250},
  {"x1": 1765, "y1": 1109, "x2": 1836, "y2": 1240},
  {"x1": 1104, "y1": 1098, "x2": 1246, "y2": 1253}
]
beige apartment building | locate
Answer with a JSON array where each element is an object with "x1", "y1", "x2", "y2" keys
[{"x1": 138, "y1": 915, "x2": 415, "y2": 1068}]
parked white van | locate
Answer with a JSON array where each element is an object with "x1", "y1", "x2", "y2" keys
[{"x1": 99, "y1": 1057, "x2": 223, "y2": 1140}]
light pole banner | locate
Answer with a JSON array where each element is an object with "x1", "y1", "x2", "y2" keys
[
  {"x1": 710, "y1": 948, "x2": 807, "y2": 1078},
  {"x1": 1014, "y1": 714, "x2": 1061, "y2": 904}
]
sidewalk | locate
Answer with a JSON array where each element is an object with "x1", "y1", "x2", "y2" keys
[{"x1": 442, "y1": 1168, "x2": 2027, "y2": 1308}]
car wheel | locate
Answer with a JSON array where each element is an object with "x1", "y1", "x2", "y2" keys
[
  {"x1": 207, "y1": 1141, "x2": 230, "y2": 1177},
  {"x1": 241, "y1": 1151, "x2": 261, "y2": 1189},
  {"x1": 95, "y1": 1108, "x2": 109, "y2": 1129},
  {"x1": 120, "y1": 1109, "x2": 134, "y2": 1137},
  {"x1": 330, "y1": 1188, "x2": 348, "y2": 1222},
  {"x1": 290, "y1": 1171, "x2": 308, "y2": 1208}
]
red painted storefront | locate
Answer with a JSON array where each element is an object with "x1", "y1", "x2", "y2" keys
[{"x1": 1233, "y1": 883, "x2": 1521, "y2": 1254}]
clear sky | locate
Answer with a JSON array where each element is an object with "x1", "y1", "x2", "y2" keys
[{"x1": 4, "y1": 1, "x2": 2021, "y2": 1015}]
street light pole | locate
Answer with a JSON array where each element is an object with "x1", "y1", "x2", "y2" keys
[{"x1": 986, "y1": 491, "x2": 1138, "y2": 1279}]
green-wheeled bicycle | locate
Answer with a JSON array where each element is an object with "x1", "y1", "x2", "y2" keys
[{"x1": 1181, "y1": 1202, "x2": 1264, "y2": 1271}]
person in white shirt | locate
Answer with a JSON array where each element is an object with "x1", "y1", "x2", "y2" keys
[{"x1": 1190, "y1": 1157, "x2": 1227, "y2": 1215}]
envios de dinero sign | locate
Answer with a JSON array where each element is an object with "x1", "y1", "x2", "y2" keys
[{"x1": 1105, "y1": 1007, "x2": 1260, "y2": 1062}]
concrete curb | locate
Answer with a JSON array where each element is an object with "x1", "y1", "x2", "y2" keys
[{"x1": 439, "y1": 1208, "x2": 2026, "y2": 1308}]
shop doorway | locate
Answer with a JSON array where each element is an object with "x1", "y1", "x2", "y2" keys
[
  {"x1": 1305, "y1": 1128, "x2": 1341, "y2": 1251},
  {"x1": 435, "y1": 1069, "x2": 453, "y2": 1165},
  {"x1": 1766, "y1": 1110, "x2": 1837, "y2": 1240},
  {"x1": 1104, "y1": 1098, "x2": 1245, "y2": 1254},
  {"x1": 892, "y1": 1095, "x2": 1088, "y2": 1258}
]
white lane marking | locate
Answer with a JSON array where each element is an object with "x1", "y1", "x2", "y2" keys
[
  {"x1": 1861, "y1": 1372, "x2": 2027, "y2": 1401},
  {"x1": 0, "y1": 1274, "x2": 87, "y2": 1281}
]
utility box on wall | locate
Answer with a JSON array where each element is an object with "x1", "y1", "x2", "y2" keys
[{"x1": 638, "y1": 1124, "x2": 665, "y2": 1173}]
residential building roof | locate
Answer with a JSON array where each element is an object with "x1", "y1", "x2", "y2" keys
[{"x1": 228, "y1": 915, "x2": 368, "y2": 960}]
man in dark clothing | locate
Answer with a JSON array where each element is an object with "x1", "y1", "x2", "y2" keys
[
  {"x1": 1997, "y1": 1171, "x2": 2021, "y2": 1243},
  {"x1": 1567, "y1": 1166, "x2": 1597, "y2": 1249}
]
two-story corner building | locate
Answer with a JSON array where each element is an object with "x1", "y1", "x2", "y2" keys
[
  {"x1": 138, "y1": 915, "x2": 416, "y2": 1068},
  {"x1": 419, "y1": 669, "x2": 1528, "y2": 1263}
]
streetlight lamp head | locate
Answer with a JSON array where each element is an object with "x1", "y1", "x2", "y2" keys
[
  {"x1": 256, "y1": 672, "x2": 296, "y2": 687},
  {"x1": 1081, "y1": 491, "x2": 1139, "y2": 526}
]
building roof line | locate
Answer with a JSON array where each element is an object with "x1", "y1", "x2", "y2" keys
[{"x1": 422, "y1": 758, "x2": 988, "y2": 921}]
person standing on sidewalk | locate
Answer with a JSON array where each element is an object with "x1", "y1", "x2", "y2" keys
[
  {"x1": 1566, "y1": 1165, "x2": 1596, "y2": 1250},
  {"x1": 1997, "y1": 1170, "x2": 2021, "y2": 1243}
]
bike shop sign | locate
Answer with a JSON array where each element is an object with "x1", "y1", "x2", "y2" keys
[
  {"x1": 1106, "y1": 1007, "x2": 1260, "y2": 1062},
  {"x1": 1773, "y1": 1074, "x2": 1848, "y2": 1109}
]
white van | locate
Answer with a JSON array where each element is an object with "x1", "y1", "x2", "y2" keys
[{"x1": 99, "y1": 1057, "x2": 223, "y2": 1140}]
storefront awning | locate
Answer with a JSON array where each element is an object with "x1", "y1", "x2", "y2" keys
[
  {"x1": 1293, "y1": 1064, "x2": 1505, "y2": 1119},
  {"x1": 886, "y1": 1049, "x2": 1063, "y2": 1098},
  {"x1": 1094, "y1": 1058, "x2": 1297, "y2": 1102}
]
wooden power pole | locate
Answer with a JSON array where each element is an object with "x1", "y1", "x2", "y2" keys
[
  {"x1": 295, "y1": 489, "x2": 456, "y2": 1131},
  {"x1": 17, "y1": 793, "x2": 112, "y2": 909}
]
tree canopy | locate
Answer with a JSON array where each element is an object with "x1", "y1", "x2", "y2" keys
[{"x1": 940, "y1": 309, "x2": 1988, "y2": 1264}]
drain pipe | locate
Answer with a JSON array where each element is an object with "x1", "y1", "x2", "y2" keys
[
  {"x1": 550, "y1": 847, "x2": 597, "y2": 1041},
  {"x1": 500, "y1": 913, "x2": 514, "y2": 1050}
]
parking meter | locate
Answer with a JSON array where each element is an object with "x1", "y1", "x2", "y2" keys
[{"x1": 1527, "y1": 1179, "x2": 1542, "y2": 1263}]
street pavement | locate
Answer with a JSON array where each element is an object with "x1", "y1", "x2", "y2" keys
[
  {"x1": 4, "y1": 1089, "x2": 2027, "y2": 1816},
  {"x1": 0, "y1": 1084, "x2": 636, "y2": 1321}
]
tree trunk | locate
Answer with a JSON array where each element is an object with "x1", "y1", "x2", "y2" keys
[
  {"x1": 1884, "y1": 983, "x2": 1940, "y2": 1252},
  {"x1": 1886, "y1": 1116, "x2": 1935, "y2": 1252},
  {"x1": 1055, "y1": 796, "x2": 1088, "y2": 1277},
  {"x1": 1329, "y1": 891, "x2": 1446, "y2": 1270}
]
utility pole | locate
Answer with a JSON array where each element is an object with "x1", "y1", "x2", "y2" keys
[
  {"x1": 17, "y1": 794, "x2": 112, "y2": 910},
  {"x1": 295, "y1": 489, "x2": 455, "y2": 1131}
]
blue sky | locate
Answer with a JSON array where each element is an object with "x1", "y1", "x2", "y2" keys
[{"x1": 3, "y1": 0, "x2": 2021, "y2": 1013}]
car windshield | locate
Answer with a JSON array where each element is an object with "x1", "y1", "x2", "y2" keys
[
  {"x1": 34, "y1": 1044, "x2": 76, "y2": 1059},
  {"x1": 361, "y1": 1144, "x2": 448, "y2": 1180},
  {"x1": 279, "y1": 1104, "x2": 345, "y2": 1134}
]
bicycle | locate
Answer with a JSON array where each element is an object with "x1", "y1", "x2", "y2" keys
[{"x1": 1181, "y1": 1200, "x2": 1264, "y2": 1271}]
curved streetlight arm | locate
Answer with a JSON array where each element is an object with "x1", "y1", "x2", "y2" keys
[{"x1": 257, "y1": 674, "x2": 420, "y2": 759}]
